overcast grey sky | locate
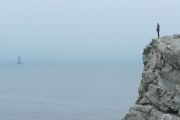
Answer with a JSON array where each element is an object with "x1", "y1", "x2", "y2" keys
[{"x1": 0, "y1": 0, "x2": 180, "y2": 62}]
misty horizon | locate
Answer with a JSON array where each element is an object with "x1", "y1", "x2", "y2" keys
[{"x1": 1, "y1": 0, "x2": 180, "y2": 62}]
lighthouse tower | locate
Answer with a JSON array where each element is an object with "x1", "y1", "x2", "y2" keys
[{"x1": 16, "y1": 56, "x2": 22, "y2": 64}]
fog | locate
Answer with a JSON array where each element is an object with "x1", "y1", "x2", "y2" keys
[{"x1": 0, "y1": 0, "x2": 180, "y2": 62}]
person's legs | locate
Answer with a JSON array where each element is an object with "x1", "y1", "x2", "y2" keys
[{"x1": 157, "y1": 31, "x2": 160, "y2": 38}]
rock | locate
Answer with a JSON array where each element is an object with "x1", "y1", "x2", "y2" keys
[
  {"x1": 173, "y1": 34, "x2": 180, "y2": 39},
  {"x1": 122, "y1": 34, "x2": 180, "y2": 120},
  {"x1": 161, "y1": 114, "x2": 172, "y2": 120}
]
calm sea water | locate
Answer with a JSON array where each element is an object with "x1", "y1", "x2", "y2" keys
[{"x1": 0, "y1": 61, "x2": 143, "y2": 120}]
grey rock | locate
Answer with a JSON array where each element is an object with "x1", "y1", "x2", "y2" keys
[
  {"x1": 122, "y1": 34, "x2": 180, "y2": 119},
  {"x1": 173, "y1": 93, "x2": 180, "y2": 105},
  {"x1": 131, "y1": 104, "x2": 154, "y2": 114},
  {"x1": 161, "y1": 114, "x2": 172, "y2": 120},
  {"x1": 156, "y1": 75, "x2": 176, "y2": 93},
  {"x1": 173, "y1": 34, "x2": 180, "y2": 39}
]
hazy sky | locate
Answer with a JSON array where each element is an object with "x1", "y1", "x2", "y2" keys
[{"x1": 1, "y1": 0, "x2": 180, "y2": 62}]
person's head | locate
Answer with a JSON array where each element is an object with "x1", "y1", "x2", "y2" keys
[{"x1": 157, "y1": 23, "x2": 159, "y2": 25}]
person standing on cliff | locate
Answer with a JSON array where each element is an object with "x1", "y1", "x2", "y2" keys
[{"x1": 156, "y1": 23, "x2": 160, "y2": 38}]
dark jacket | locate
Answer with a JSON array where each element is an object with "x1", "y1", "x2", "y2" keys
[{"x1": 157, "y1": 24, "x2": 160, "y2": 31}]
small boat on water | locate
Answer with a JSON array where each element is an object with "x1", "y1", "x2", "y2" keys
[{"x1": 16, "y1": 56, "x2": 22, "y2": 64}]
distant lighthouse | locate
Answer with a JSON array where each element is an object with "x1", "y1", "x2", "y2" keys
[{"x1": 16, "y1": 56, "x2": 22, "y2": 64}]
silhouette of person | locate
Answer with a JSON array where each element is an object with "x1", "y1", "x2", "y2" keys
[{"x1": 156, "y1": 23, "x2": 160, "y2": 38}]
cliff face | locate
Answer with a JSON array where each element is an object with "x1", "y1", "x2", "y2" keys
[{"x1": 122, "y1": 34, "x2": 180, "y2": 120}]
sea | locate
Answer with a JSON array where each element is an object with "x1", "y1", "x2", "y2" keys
[{"x1": 0, "y1": 60, "x2": 143, "y2": 120}]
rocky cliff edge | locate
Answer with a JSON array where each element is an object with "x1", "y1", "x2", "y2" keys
[{"x1": 122, "y1": 34, "x2": 180, "y2": 120}]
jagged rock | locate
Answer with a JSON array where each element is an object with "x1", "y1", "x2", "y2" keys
[
  {"x1": 173, "y1": 34, "x2": 180, "y2": 39},
  {"x1": 122, "y1": 34, "x2": 180, "y2": 120}
]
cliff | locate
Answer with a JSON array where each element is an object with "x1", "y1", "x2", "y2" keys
[{"x1": 122, "y1": 34, "x2": 180, "y2": 120}]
